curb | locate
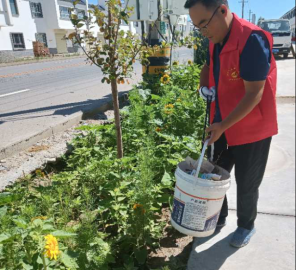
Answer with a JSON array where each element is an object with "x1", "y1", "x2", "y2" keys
[
  {"x1": 0, "y1": 93, "x2": 128, "y2": 160},
  {"x1": 276, "y1": 96, "x2": 295, "y2": 104}
]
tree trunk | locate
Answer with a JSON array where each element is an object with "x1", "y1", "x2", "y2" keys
[{"x1": 111, "y1": 79, "x2": 123, "y2": 158}]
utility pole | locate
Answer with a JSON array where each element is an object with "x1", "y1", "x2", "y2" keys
[
  {"x1": 239, "y1": 0, "x2": 248, "y2": 19},
  {"x1": 249, "y1": 10, "x2": 252, "y2": 22}
]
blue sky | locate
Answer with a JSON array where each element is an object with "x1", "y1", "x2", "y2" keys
[
  {"x1": 88, "y1": 0, "x2": 295, "y2": 21},
  {"x1": 229, "y1": 0, "x2": 295, "y2": 20}
]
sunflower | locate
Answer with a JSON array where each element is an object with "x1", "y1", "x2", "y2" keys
[
  {"x1": 193, "y1": 44, "x2": 198, "y2": 50},
  {"x1": 173, "y1": 61, "x2": 179, "y2": 66},
  {"x1": 188, "y1": 60, "x2": 193, "y2": 65},
  {"x1": 160, "y1": 74, "x2": 170, "y2": 84},
  {"x1": 44, "y1": 235, "x2": 60, "y2": 260},
  {"x1": 164, "y1": 104, "x2": 174, "y2": 115}
]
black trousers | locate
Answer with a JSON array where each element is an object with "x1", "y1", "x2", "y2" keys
[{"x1": 210, "y1": 134, "x2": 272, "y2": 230}]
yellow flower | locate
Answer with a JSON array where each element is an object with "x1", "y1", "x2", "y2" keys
[
  {"x1": 155, "y1": 127, "x2": 162, "y2": 132},
  {"x1": 133, "y1": 204, "x2": 146, "y2": 214},
  {"x1": 160, "y1": 74, "x2": 170, "y2": 84},
  {"x1": 188, "y1": 60, "x2": 193, "y2": 65},
  {"x1": 44, "y1": 235, "x2": 60, "y2": 260},
  {"x1": 193, "y1": 44, "x2": 198, "y2": 50},
  {"x1": 165, "y1": 104, "x2": 174, "y2": 109},
  {"x1": 164, "y1": 110, "x2": 173, "y2": 115},
  {"x1": 35, "y1": 169, "x2": 45, "y2": 178},
  {"x1": 173, "y1": 61, "x2": 179, "y2": 66},
  {"x1": 117, "y1": 78, "x2": 125, "y2": 84},
  {"x1": 176, "y1": 98, "x2": 181, "y2": 102},
  {"x1": 164, "y1": 103, "x2": 174, "y2": 115},
  {"x1": 31, "y1": 216, "x2": 47, "y2": 222},
  {"x1": 133, "y1": 204, "x2": 143, "y2": 210}
]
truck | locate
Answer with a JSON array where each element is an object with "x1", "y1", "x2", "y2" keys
[
  {"x1": 281, "y1": 7, "x2": 296, "y2": 58},
  {"x1": 258, "y1": 19, "x2": 292, "y2": 58}
]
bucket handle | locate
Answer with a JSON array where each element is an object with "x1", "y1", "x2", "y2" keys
[{"x1": 194, "y1": 139, "x2": 212, "y2": 179}]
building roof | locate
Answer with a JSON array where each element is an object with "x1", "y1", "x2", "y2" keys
[
  {"x1": 281, "y1": 6, "x2": 295, "y2": 20},
  {"x1": 60, "y1": 0, "x2": 86, "y2": 5},
  {"x1": 98, "y1": 5, "x2": 105, "y2": 11}
]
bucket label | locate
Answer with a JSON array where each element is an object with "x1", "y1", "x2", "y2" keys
[
  {"x1": 182, "y1": 199, "x2": 208, "y2": 230},
  {"x1": 171, "y1": 199, "x2": 185, "y2": 225},
  {"x1": 172, "y1": 198, "x2": 209, "y2": 231},
  {"x1": 204, "y1": 212, "x2": 220, "y2": 232}
]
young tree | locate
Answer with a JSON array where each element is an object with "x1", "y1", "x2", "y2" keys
[{"x1": 69, "y1": 0, "x2": 151, "y2": 158}]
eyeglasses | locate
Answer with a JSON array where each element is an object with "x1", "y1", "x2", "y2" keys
[{"x1": 193, "y1": 5, "x2": 221, "y2": 33}]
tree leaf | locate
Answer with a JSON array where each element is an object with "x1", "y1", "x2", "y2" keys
[
  {"x1": 161, "y1": 171, "x2": 173, "y2": 187},
  {"x1": 77, "y1": 23, "x2": 84, "y2": 28},
  {"x1": 0, "y1": 206, "x2": 7, "y2": 219},
  {"x1": 134, "y1": 248, "x2": 148, "y2": 265},
  {"x1": 51, "y1": 231, "x2": 77, "y2": 238},
  {"x1": 60, "y1": 250, "x2": 79, "y2": 268},
  {"x1": 13, "y1": 218, "x2": 27, "y2": 229},
  {"x1": 0, "y1": 233, "x2": 12, "y2": 243},
  {"x1": 151, "y1": 94, "x2": 161, "y2": 100},
  {"x1": 0, "y1": 192, "x2": 19, "y2": 206},
  {"x1": 21, "y1": 262, "x2": 33, "y2": 270}
]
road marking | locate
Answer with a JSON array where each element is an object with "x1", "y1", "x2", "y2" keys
[{"x1": 0, "y1": 89, "x2": 31, "y2": 98}]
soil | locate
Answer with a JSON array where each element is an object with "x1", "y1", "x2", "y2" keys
[{"x1": 147, "y1": 208, "x2": 193, "y2": 269}]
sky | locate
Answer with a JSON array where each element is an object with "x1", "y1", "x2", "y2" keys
[{"x1": 88, "y1": 0, "x2": 295, "y2": 21}]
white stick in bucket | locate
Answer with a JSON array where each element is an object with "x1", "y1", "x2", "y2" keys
[{"x1": 194, "y1": 139, "x2": 210, "y2": 179}]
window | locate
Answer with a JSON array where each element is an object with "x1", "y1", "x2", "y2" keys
[
  {"x1": 10, "y1": 33, "x2": 25, "y2": 50},
  {"x1": 9, "y1": 0, "x2": 18, "y2": 16},
  {"x1": 60, "y1": 6, "x2": 71, "y2": 20},
  {"x1": 30, "y1": 2, "x2": 43, "y2": 18},
  {"x1": 77, "y1": 10, "x2": 85, "y2": 20},
  {"x1": 260, "y1": 21, "x2": 290, "y2": 32},
  {"x1": 35, "y1": 33, "x2": 48, "y2": 47}
]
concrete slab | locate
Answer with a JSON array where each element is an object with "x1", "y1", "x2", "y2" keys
[
  {"x1": 187, "y1": 212, "x2": 295, "y2": 270},
  {"x1": 227, "y1": 102, "x2": 295, "y2": 216},
  {"x1": 276, "y1": 58, "x2": 296, "y2": 97}
]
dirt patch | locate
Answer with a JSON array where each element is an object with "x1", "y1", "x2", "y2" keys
[{"x1": 147, "y1": 208, "x2": 194, "y2": 269}]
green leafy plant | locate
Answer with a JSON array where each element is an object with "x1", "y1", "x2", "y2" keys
[{"x1": 0, "y1": 64, "x2": 204, "y2": 269}]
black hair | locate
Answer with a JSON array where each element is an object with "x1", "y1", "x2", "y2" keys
[{"x1": 184, "y1": 0, "x2": 229, "y2": 9}]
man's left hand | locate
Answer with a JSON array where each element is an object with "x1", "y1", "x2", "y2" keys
[{"x1": 206, "y1": 122, "x2": 226, "y2": 145}]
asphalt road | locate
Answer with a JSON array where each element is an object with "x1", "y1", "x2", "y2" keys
[{"x1": 0, "y1": 47, "x2": 194, "y2": 155}]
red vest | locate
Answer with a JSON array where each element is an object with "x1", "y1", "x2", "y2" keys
[{"x1": 209, "y1": 13, "x2": 278, "y2": 146}]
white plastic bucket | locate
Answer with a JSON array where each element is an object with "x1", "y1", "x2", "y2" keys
[{"x1": 171, "y1": 141, "x2": 231, "y2": 238}]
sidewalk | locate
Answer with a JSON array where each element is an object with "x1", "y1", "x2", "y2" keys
[
  {"x1": 187, "y1": 58, "x2": 295, "y2": 270},
  {"x1": 0, "y1": 54, "x2": 85, "y2": 68}
]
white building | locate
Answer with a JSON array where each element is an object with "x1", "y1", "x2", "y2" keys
[
  {"x1": 97, "y1": 0, "x2": 138, "y2": 34},
  {"x1": 0, "y1": 0, "x2": 41, "y2": 61},
  {"x1": 0, "y1": 0, "x2": 102, "y2": 62}
]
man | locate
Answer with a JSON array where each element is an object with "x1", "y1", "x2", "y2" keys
[{"x1": 185, "y1": 0, "x2": 278, "y2": 248}]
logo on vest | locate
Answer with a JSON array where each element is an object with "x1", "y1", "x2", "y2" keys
[{"x1": 227, "y1": 68, "x2": 241, "y2": 81}]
